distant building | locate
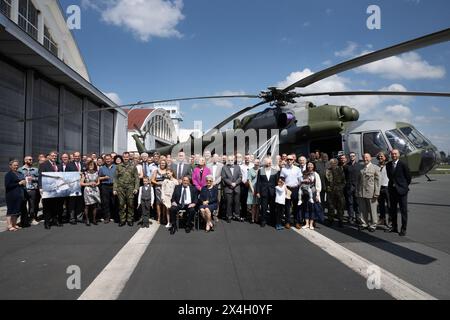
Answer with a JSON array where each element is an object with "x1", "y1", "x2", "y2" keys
[
  {"x1": 153, "y1": 102, "x2": 183, "y2": 136},
  {"x1": 127, "y1": 108, "x2": 177, "y2": 152},
  {"x1": 178, "y1": 121, "x2": 204, "y2": 142},
  {"x1": 0, "y1": 0, "x2": 127, "y2": 203}
]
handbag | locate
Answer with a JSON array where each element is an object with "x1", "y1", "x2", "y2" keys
[{"x1": 313, "y1": 201, "x2": 325, "y2": 222}]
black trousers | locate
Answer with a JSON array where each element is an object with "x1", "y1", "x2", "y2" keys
[
  {"x1": 320, "y1": 190, "x2": 327, "y2": 210},
  {"x1": 240, "y1": 183, "x2": 249, "y2": 219},
  {"x1": 225, "y1": 191, "x2": 240, "y2": 219},
  {"x1": 344, "y1": 184, "x2": 359, "y2": 218},
  {"x1": 389, "y1": 188, "x2": 408, "y2": 231},
  {"x1": 141, "y1": 199, "x2": 152, "y2": 225},
  {"x1": 42, "y1": 198, "x2": 63, "y2": 224},
  {"x1": 71, "y1": 196, "x2": 84, "y2": 221},
  {"x1": 25, "y1": 189, "x2": 40, "y2": 220},
  {"x1": 101, "y1": 185, "x2": 115, "y2": 221},
  {"x1": 260, "y1": 195, "x2": 275, "y2": 225},
  {"x1": 285, "y1": 186, "x2": 299, "y2": 224},
  {"x1": 378, "y1": 186, "x2": 390, "y2": 220},
  {"x1": 275, "y1": 203, "x2": 284, "y2": 226},
  {"x1": 170, "y1": 205, "x2": 195, "y2": 229}
]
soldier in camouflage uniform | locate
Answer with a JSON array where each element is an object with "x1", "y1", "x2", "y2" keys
[
  {"x1": 113, "y1": 152, "x2": 139, "y2": 227},
  {"x1": 325, "y1": 158, "x2": 346, "y2": 227}
]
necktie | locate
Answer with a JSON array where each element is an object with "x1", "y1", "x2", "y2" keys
[
  {"x1": 52, "y1": 162, "x2": 57, "y2": 172},
  {"x1": 143, "y1": 163, "x2": 148, "y2": 177},
  {"x1": 181, "y1": 186, "x2": 187, "y2": 205},
  {"x1": 178, "y1": 164, "x2": 182, "y2": 179},
  {"x1": 76, "y1": 162, "x2": 80, "y2": 171}
]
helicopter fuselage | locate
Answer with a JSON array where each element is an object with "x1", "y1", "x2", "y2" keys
[{"x1": 142, "y1": 103, "x2": 439, "y2": 178}]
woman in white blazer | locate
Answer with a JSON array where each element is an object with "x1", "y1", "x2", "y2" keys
[{"x1": 298, "y1": 162, "x2": 322, "y2": 230}]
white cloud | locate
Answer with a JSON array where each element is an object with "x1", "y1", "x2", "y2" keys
[
  {"x1": 212, "y1": 90, "x2": 250, "y2": 109},
  {"x1": 190, "y1": 91, "x2": 252, "y2": 110},
  {"x1": 431, "y1": 106, "x2": 441, "y2": 113},
  {"x1": 84, "y1": 0, "x2": 185, "y2": 42},
  {"x1": 276, "y1": 68, "x2": 410, "y2": 116},
  {"x1": 104, "y1": 92, "x2": 122, "y2": 105},
  {"x1": 356, "y1": 51, "x2": 446, "y2": 80},
  {"x1": 333, "y1": 40, "x2": 446, "y2": 80},
  {"x1": 384, "y1": 104, "x2": 412, "y2": 122},
  {"x1": 380, "y1": 83, "x2": 407, "y2": 92},
  {"x1": 334, "y1": 41, "x2": 358, "y2": 58}
]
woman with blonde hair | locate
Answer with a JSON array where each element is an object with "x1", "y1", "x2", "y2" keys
[
  {"x1": 161, "y1": 168, "x2": 178, "y2": 228},
  {"x1": 151, "y1": 159, "x2": 169, "y2": 224}
]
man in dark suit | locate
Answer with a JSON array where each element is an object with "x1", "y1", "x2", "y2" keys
[
  {"x1": 172, "y1": 151, "x2": 192, "y2": 182},
  {"x1": 72, "y1": 151, "x2": 85, "y2": 222},
  {"x1": 58, "y1": 153, "x2": 78, "y2": 224},
  {"x1": 221, "y1": 155, "x2": 243, "y2": 223},
  {"x1": 169, "y1": 176, "x2": 199, "y2": 234},
  {"x1": 386, "y1": 149, "x2": 412, "y2": 236},
  {"x1": 38, "y1": 151, "x2": 63, "y2": 229},
  {"x1": 256, "y1": 156, "x2": 279, "y2": 227}
]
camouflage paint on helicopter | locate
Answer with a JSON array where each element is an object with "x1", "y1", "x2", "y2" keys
[{"x1": 134, "y1": 101, "x2": 439, "y2": 177}]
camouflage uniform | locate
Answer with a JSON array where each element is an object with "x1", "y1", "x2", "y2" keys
[
  {"x1": 325, "y1": 166, "x2": 346, "y2": 222},
  {"x1": 114, "y1": 161, "x2": 139, "y2": 223}
]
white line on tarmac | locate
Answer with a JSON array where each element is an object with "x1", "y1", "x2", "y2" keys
[
  {"x1": 78, "y1": 223, "x2": 159, "y2": 300},
  {"x1": 292, "y1": 228, "x2": 437, "y2": 300}
]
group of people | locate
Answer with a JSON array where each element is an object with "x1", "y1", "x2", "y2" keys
[{"x1": 4, "y1": 148, "x2": 411, "y2": 236}]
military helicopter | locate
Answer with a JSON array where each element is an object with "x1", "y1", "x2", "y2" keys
[
  {"x1": 127, "y1": 28, "x2": 450, "y2": 177},
  {"x1": 21, "y1": 28, "x2": 450, "y2": 177}
]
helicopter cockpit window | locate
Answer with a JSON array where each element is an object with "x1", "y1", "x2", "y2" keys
[
  {"x1": 399, "y1": 126, "x2": 430, "y2": 149},
  {"x1": 385, "y1": 129, "x2": 414, "y2": 154},
  {"x1": 363, "y1": 131, "x2": 389, "y2": 157}
]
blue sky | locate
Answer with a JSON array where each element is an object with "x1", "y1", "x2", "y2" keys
[{"x1": 60, "y1": 0, "x2": 450, "y2": 152}]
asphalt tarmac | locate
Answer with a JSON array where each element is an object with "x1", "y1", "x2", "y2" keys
[{"x1": 0, "y1": 174, "x2": 448, "y2": 300}]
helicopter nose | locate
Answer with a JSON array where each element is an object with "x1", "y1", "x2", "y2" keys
[{"x1": 419, "y1": 149, "x2": 438, "y2": 175}]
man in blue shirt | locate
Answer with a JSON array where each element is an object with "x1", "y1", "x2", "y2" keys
[{"x1": 99, "y1": 154, "x2": 116, "y2": 223}]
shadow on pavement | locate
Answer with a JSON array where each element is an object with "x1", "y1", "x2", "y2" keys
[{"x1": 318, "y1": 222, "x2": 437, "y2": 265}]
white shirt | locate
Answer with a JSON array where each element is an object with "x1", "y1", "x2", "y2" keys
[
  {"x1": 176, "y1": 163, "x2": 185, "y2": 178},
  {"x1": 393, "y1": 160, "x2": 399, "y2": 170},
  {"x1": 211, "y1": 164, "x2": 217, "y2": 182},
  {"x1": 240, "y1": 164, "x2": 249, "y2": 183},
  {"x1": 137, "y1": 185, "x2": 155, "y2": 207},
  {"x1": 280, "y1": 165, "x2": 302, "y2": 188},
  {"x1": 136, "y1": 164, "x2": 143, "y2": 176},
  {"x1": 379, "y1": 164, "x2": 389, "y2": 187},
  {"x1": 299, "y1": 164, "x2": 307, "y2": 173},
  {"x1": 180, "y1": 186, "x2": 192, "y2": 205},
  {"x1": 265, "y1": 168, "x2": 272, "y2": 181},
  {"x1": 275, "y1": 185, "x2": 286, "y2": 205},
  {"x1": 148, "y1": 163, "x2": 158, "y2": 176}
]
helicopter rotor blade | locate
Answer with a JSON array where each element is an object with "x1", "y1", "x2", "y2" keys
[
  {"x1": 205, "y1": 101, "x2": 268, "y2": 135},
  {"x1": 18, "y1": 94, "x2": 259, "y2": 123},
  {"x1": 282, "y1": 28, "x2": 450, "y2": 93},
  {"x1": 298, "y1": 91, "x2": 450, "y2": 98},
  {"x1": 118, "y1": 94, "x2": 259, "y2": 108}
]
